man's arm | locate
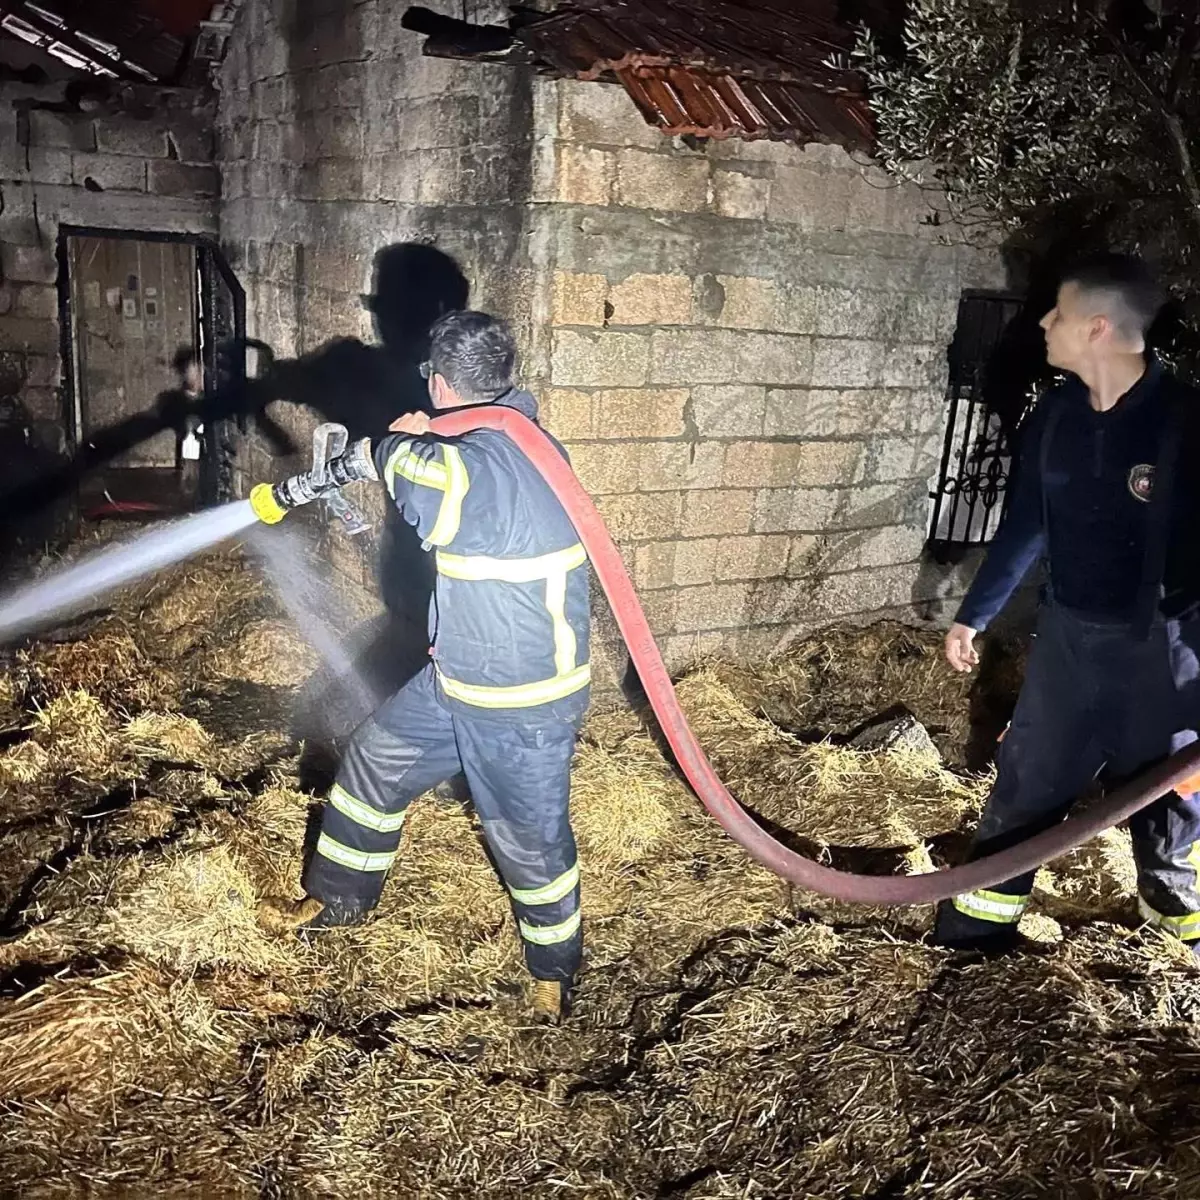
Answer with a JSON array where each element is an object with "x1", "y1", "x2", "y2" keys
[
  {"x1": 373, "y1": 425, "x2": 470, "y2": 548},
  {"x1": 946, "y1": 398, "x2": 1053, "y2": 668}
]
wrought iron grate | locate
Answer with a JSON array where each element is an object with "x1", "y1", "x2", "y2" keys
[{"x1": 927, "y1": 291, "x2": 1026, "y2": 555}]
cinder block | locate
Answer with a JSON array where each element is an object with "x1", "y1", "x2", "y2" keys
[
  {"x1": 870, "y1": 432, "x2": 943, "y2": 483},
  {"x1": 556, "y1": 143, "x2": 615, "y2": 206},
  {"x1": 2, "y1": 243, "x2": 56, "y2": 285},
  {"x1": 810, "y1": 338, "x2": 884, "y2": 389},
  {"x1": 0, "y1": 317, "x2": 60, "y2": 354},
  {"x1": 551, "y1": 271, "x2": 608, "y2": 326},
  {"x1": 14, "y1": 285, "x2": 57, "y2": 321},
  {"x1": 674, "y1": 581, "x2": 751, "y2": 632},
  {"x1": 558, "y1": 79, "x2": 660, "y2": 149},
  {"x1": 565, "y1": 442, "x2": 643, "y2": 494},
  {"x1": 638, "y1": 440, "x2": 725, "y2": 490},
  {"x1": 753, "y1": 486, "x2": 839, "y2": 534},
  {"x1": 712, "y1": 168, "x2": 770, "y2": 220},
  {"x1": 633, "y1": 540, "x2": 679, "y2": 590},
  {"x1": 649, "y1": 328, "x2": 741, "y2": 385},
  {"x1": 148, "y1": 161, "x2": 220, "y2": 198},
  {"x1": 690, "y1": 384, "x2": 766, "y2": 438},
  {"x1": 616, "y1": 148, "x2": 708, "y2": 212},
  {"x1": 167, "y1": 124, "x2": 216, "y2": 164},
  {"x1": 593, "y1": 388, "x2": 688, "y2": 439},
  {"x1": 798, "y1": 440, "x2": 866, "y2": 488},
  {"x1": 737, "y1": 332, "x2": 813, "y2": 386},
  {"x1": 542, "y1": 388, "x2": 595, "y2": 440},
  {"x1": 94, "y1": 119, "x2": 168, "y2": 158},
  {"x1": 711, "y1": 275, "x2": 778, "y2": 330},
  {"x1": 26, "y1": 148, "x2": 73, "y2": 185},
  {"x1": 721, "y1": 441, "x2": 803, "y2": 489},
  {"x1": 551, "y1": 329, "x2": 650, "y2": 387},
  {"x1": 713, "y1": 534, "x2": 791, "y2": 582},
  {"x1": 608, "y1": 273, "x2": 692, "y2": 325},
  {"x1": 881, "y1": 342, "x2": 941, "y2": 389},
  {"x1": 72, "y1": 153, "x2": 147, "y2": 192},
  {"x1": 682, "y1": 488, "x2": 754, "y2": 537},
  {"x1": 595, "y1": 491, "x2": 683, "y2": 541},
  {"x1": 29, "y1": 110, "x2": 95, "y2": 152}
]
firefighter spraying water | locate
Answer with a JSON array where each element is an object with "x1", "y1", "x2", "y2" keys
[{"x1": 1, "y1": 303, "x2": 1198, "y2": 1024}]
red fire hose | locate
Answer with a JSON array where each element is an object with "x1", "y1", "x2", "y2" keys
[{"x1": 428, "y1": 405, "x2": 1200, "y2": 905}]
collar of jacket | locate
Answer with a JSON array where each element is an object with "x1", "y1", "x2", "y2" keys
[
  {"x1": 1060, "y1": 354, "x2": 1164, "y2": 415},
  {"x1": 492, "y1": 387, "x2": 539, "y2": 421}
]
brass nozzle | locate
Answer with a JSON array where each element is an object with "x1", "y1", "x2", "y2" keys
[{"x1": 249, "y1": 482, "x2": 288, "y2": 525}]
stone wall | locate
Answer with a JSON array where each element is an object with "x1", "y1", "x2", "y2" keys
[
  {"x1": 216, "y1": 0, "x2": 535, "y2": 590},
  {"x1": 0, "y1": 80, "x2": 216, "y2": 452},
  {"x1": 216, "y1": 3, "x2": 1007, "y2": 680},
  {"x1": 523, "y1": 80, "x2": 1006, "y2": 675}
]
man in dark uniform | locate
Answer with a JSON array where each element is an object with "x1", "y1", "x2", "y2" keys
[
  {"x1": 261, "y1": 311, "x2": 589, "y2": 1022},
  {"x1": 936, "y1": 255, "x2": 1200, "y2": 951}
]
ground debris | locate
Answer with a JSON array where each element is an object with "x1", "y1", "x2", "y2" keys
[{"x1": 0, "y1": 544, "x2": 1194, "y2": 1197}]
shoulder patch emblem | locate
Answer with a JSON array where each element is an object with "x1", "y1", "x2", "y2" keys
[{"x1": 1128, "y1": 464, "x2": 1155, "y2": 503}]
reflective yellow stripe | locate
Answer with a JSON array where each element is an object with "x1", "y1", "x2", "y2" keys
[
  {"x1": 436, "y1": 663, "x2": 591, "y2": 710},
  {"x1": 510, "y1": 864, "x2": 580, "y2": 907},
  {"x1": 1138, "y1": 896, "x2": 1200, "y2": 940},
  {"x1": 316, "y1": 833, "x2": 397, "y2": 872},
  {"x1": 545, "y1": 568, "x2": 577, "y2": 676},
  {"x1": 435, "y1": 542, "x2": 586, "y2": 583},
  {"x1": 952, "y1": 888, "x2": 1029, "y2": 924},
  {"x1": 519, "y1": 909, "x2": 582, "y2": 946},
  {"x1": 427, "y1": 444, "x2": 469, "y2": 546},
  {"x1": 328, "y1": 784, "x2": 406, "y2": 835},
  {"x1": 385, "y1": 441, "x2": 448, "y2": 499}
]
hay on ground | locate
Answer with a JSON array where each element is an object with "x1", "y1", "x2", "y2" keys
[{"x1": 0, "y1": 544, "x2": 1195, "y2": 1197}]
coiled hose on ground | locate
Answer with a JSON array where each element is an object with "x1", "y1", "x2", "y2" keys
[{"x1": 429, "y1": 404, "x2": 1200, "y2": 905}]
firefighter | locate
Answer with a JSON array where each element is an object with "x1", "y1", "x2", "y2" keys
[
  {"x1": 935, "y1": 255, "x2": 1200, "y2": 952},
  {"x1": 262, "y1": 311, "x2": 589, "y2": 1022}
]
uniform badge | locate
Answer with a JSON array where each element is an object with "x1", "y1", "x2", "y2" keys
[{"x1": 1127, "y1": 464, "x2": 1155, "y2": 503}]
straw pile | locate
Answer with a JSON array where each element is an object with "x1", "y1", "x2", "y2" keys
[{"x1": 0, "y1": 540, "x2": 1197, "y2": 1197}]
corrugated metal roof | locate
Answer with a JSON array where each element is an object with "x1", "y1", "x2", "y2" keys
[
  {"x1": 408, "y1": 0, "x2": 891, "y2": 149},
  {"x1": 0, "y1": 0, "x2": 215, "y2": 81}
]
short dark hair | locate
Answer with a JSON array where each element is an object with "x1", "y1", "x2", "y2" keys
[
  {"x1": 1060, "y1": 254, "x2": 1167, "y2": 341},
  {"x1": 428, "y1": 310, "x2": 515, "y2": 403}
]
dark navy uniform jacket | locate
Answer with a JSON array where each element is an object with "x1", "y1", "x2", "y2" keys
[
  {"x1": 957, "y1": 358, "x2": 1200, "y2": 632},
  {"x1": 372, "y1": 389, "x2": 590, "y2": 725}
]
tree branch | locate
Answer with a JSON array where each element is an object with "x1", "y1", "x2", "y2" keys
[{"x1": 1090, "y1": 13, "x2": 1200, "y2": 242}]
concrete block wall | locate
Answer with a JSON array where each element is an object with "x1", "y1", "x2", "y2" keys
[
  {"x1": 0, "y1": 82, "x2": 216, "y2": 452},
  {"x1": 216, "y1": 0, "x2": 535, "y2": 556},
  {"x1": 523, "y1": 79, "x2": 1007, "y2": 675}
]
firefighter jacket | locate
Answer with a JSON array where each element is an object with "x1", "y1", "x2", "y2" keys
[{"x1": 371, "y1": 388, "x2": 590, "y2": 724}]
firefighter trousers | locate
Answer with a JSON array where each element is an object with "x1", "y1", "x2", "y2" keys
[
  {"x1": 303, "y1": 666, "x2": 582, "y2": 982},
  {"x1": 935, "y1": 603, "x2": 1200, "y2": 949}
]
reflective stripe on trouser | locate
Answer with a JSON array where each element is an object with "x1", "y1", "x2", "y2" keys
[
  {"x1": 303, "y1": 665, "x2": 583, "y2": 981},
  {"x1": 936, "y1": 605, "x2": 1200, "y2": 947}
]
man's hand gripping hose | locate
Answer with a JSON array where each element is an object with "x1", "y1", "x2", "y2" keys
[{"x1": 252, "y1": 406, "x2": 1200, "y2": 905}]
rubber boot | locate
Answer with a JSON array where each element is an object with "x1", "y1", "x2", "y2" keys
[
  {"x1": 930, "y1": 899, "x2": 1022, "y2": 955},
  {"x1": 257, "y1": 894, "x2": 371, "y2": 936},
  {"x1": 531, "y1": 978, "x2": 570, "y2": 1025}
]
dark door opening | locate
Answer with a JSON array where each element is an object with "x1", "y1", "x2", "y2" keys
[{"x1": 57, "y1": 227, "x2": 245, "y2": 518}]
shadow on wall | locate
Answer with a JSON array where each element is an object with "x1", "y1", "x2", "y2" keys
[
  {"x1": 0, "y1": 242, "x2": 471, "y2": 753},
  {"x1": 266, "y1": 243, "x2": 471, "y2": 757}
]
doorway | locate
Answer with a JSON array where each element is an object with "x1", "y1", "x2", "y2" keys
[{"x1": 57, "y1": 227, "x2": 245, "y2": 516}]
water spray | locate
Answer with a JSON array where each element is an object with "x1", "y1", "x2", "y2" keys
[{"x1": 0, "y1": 423, "x2": 377, "y2": 645}]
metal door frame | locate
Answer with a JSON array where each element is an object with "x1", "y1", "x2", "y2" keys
[{"x1": 55, "y1": 225, "x2": 246, "y2": 501}]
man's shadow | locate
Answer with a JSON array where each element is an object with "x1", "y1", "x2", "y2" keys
[{"x1": 263, "y1": 245, "x2": 470, "y2": 781}]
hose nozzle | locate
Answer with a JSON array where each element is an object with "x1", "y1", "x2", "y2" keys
[{"x1": 250, "y1": 435, "x2": 378, "y2": 525}]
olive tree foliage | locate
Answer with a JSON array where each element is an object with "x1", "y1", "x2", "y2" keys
[{"x1": 852, "y1": 0, "x2": 1200, "y2": 329}]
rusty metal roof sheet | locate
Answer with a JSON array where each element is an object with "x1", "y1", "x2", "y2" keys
[{"x1": 407, "y1": 0, "x2": 892, "y2": 149}]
